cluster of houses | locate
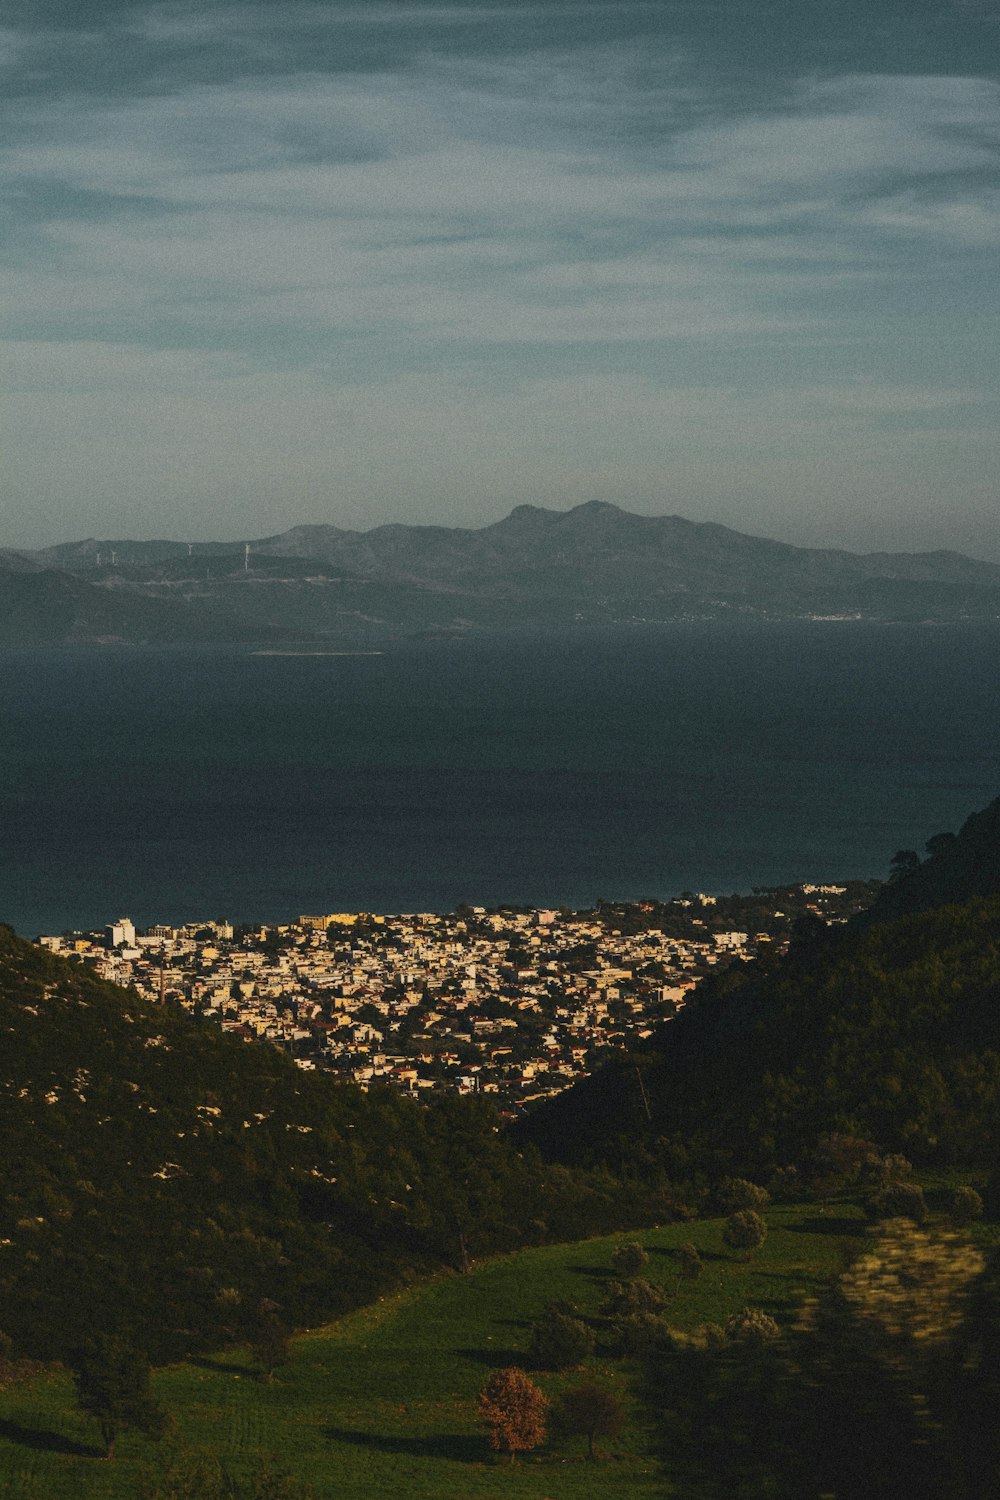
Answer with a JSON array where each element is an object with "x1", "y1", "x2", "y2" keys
[{"x1": 36, "y1": 888, "x2": 852, "y2": 1109}]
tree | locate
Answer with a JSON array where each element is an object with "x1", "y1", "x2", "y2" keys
[
  {"x1": 478, "y1": 1367, "x2": 548, "y2": 1462},
  {"x1": 611, "y1": 1241, "x2": 648, "y2": 1278},
  {"x1": 948, "y1": 1185, "x2": 983, "y2": 1227},
  {"x1": 889, "y1": 849, "x2": 920, "y2": 881},
  {"x1": 725, "y1": 1306, "x2": 780, "y2": 1344},
  {"x1": 866, "y1": 1182, "x2": 928, "y2": 1225},
  {"x1": 248, "y1": 1307, "x2": 291, "y2": 1382},
  {"x1": 828, "y1": 1217, "x2": 984, "y2": 1353},
  {"x1": 601, "y1": 1278, "x2": 665, "y2": 1318},
  {"x1": 717, "y1": 1177, "x2": 770, "y2": 1214},
  {"x1": 72, "y1": 1335, "x2": 167, "y2": 1459},
  {"x1": 527, "y1": 1309, "x2": 594, "y2": 1370},
  {"x1": 807, "y1": 1133, "x2": 878, "y2": 1207},
  {"x1": 552, "y1": 1382, "x2": 625, "y2": 1460},
  {"x1": 675, "y1": 1242, "x2": 702, "y2": 1281},
  {"x1": 616, "y1": 1311, "x2": 668, "y2": 1358},
  {"x1": 723, "y1": 1209, "x2": 767, "y2": 1259},
  {"x1": 647, "y1": 1224, "x2": 988, "y2": 1500}
]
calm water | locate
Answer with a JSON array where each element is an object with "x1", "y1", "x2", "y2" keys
[{"x1": 1, "y1": 622, "x2": 998, "y2": 935}]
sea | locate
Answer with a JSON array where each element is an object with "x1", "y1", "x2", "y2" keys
[{"x1": 1, "y1": 620, "x2": 999, "y2": 937}]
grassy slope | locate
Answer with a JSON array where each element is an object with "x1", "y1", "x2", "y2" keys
[{"x1": 0, "y1": 1203, "x2": 878, "y2": 1500}]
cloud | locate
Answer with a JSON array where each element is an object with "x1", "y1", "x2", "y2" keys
[
  {"x1": 5, "y1": 63, "x2": 997, "y2": 365},
  {"x1": 1, "y1": 4, "x2": 998, "y2": 551}
]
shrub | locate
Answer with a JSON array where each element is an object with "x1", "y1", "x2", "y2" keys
[
  {"x1": 767, "y1": 1165, "x2": 800, "y2": 1201},
  {"x1": 723, "y1": 1209, "x2": 767, "y2": 1258},
  {"x1": 725, "y1": 1306, "x2": 781, "y2": 1344},
  {"x1": 718, "y1": 1177, "x2": 770, "y2": 1214},
  {"x1": 601, "y1": 1278, "x2": 666, "y2": 1319},
  {"x1": 948, "y1": 1186, "x2": 984, "y2": 1226},
  {"x1": 527, "y1": 1310, "x2": 594, "y2": 1370},
  {"x1": 675, "y1": 1242, "x2": 702, "y2": 1280},
  {"x1": 611, "y1": 1241, "x2": 649, "y2": 1278},
  {"x1": 616, "y1": 1311, "x2": 669, "y2": 1358},
  {"x1": 867, "y1": 1183, "x2": 928, "y2": 1225}
]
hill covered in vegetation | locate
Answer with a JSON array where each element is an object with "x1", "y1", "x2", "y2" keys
[
  {"x1": 518, "y1": 799, "x2": 1000, "y2": 1186},
  {"x1": 0, "y1": 927, "x2": 660, "y2": 1366},
  {"x1": 867, "y1": 794, "x2": 1000, "y2": 921}
]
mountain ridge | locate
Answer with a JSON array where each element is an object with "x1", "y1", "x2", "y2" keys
[{"x1": 6, "y1": 502, "x2": 1000, "y2": 646}]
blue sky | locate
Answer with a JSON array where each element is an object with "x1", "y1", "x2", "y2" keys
[{"x1": 3, "y1": 1, "x2": 999, "y2": 555}]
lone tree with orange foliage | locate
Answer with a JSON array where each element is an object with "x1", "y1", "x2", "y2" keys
[{"x1": 478, "y1": 1367, "x2": 548, "y2": 1463}]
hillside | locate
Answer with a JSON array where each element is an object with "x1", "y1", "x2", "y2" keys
[
  {"x1": 0, "y1": 928, "x2": 654, "y2": 1365},
  {"x1": 0, "y1": 1208, "x2": 869, "y2": 1497},
  {"x1": 866, "y1": 795, "x2": 1000, "y2": 921},
  {"x1": 7, "y1": 502, "x2": 1000, "y2": 645},
  {"x1": 517, "y1": 795, "x2": 1000, "y2": 1181}
]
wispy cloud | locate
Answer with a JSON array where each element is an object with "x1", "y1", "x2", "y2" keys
[{"x1": 1, "y1": 1, "x2": 998, "y2": 551}]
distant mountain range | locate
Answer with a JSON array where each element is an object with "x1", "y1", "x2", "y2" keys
[{"x1": 4, "y1": 502, "x2": 1000, "y2": 646}]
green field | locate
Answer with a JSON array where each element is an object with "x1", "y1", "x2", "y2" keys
[{"x1": 0, "y1": 1202, "x2": 918, "y2": 1498}]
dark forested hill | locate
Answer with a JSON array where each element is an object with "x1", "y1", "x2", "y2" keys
[
  {"x1": 9, "y1": 502, "x2": 1000, "y2": 645},
  {"x1": 0, "y1": 928, "x2": 653, "y2": 1363},
  {"x1": 517, "y1": 798, "x2": 1000, "y2": 1183},
  {"x1": 866, "y1": 796, "x2": 1000, "y2": 922}
]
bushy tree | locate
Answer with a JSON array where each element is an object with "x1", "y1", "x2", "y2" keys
[
  {"x1": 552, "y1": 1382, "x2": 625, "y2": 1460},
  {"x1": 725, "y1": 1307, "x2": 780, "y2": 1344},
  {"x1": 611, "y1": 1241, "x2": 648, "y2": 1278},
  {"x1": 647, "y1": 1222, "x2": 989, "y2": 1500},
  {"x1": 717, "y1": 1177, "x2": 770, "y2": 1214},
  {"x1": 601, "y1": 1278, "x2": 665, "y2": 1319},
  {"x1": 478, "y1": 1368, "x2": 548, "y2": 1462},
  {"x1": 807, "y1": 1133, "x2": 879, "y2": 1206},
  {"x1": 866, "y1": 1182, "x2": 928, "y2": 1225},
  {"x1": 675, "y1": 1242, "x2": 702, "y2": 1280},
  {"x1": 826, "y1": 1218, "x2": 984, "y2": 1353},
  {"x1": 528, "y1": 1309, "x2": 593, "y2": 1370},
  {"x1": 72, "y1": 1335, "x2": 167, "y2": 1459},
  {"x1": 767, "y1": 1164, "x2": 800, "y2": 1201},
  {"x1": 616, "y1": 1311, "x2": 669, "y2": 1358},
  {"x1": 948, "y1": 1185, "x2": 984, "y2": 1226},
  {"x1": 873, "y1": 1153, "x2": 914, "y2": 1189},
  {"x1": 722, "y1": 1209, "x2": 767, "y2": 1259},
  {"x1": 248, "y1": 1308, "x2": 291, "y2": 1382}
]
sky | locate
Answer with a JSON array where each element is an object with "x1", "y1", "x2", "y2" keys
[{"x1": 2, "y1": 1, "x2": 999, "y2": 556}]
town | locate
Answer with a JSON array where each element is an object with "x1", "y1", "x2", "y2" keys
[{"x1": 37, "y1": 882, "x2": 875, "y2": 1111}]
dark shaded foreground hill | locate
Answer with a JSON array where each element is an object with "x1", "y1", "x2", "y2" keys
[
  {"x1": 0, "y1": 928, "x2": 660, "y2": 1365},
  {"x1": 516, "y1": 801, "x2": 1000, "y2": 1182},
  {"x1": 865, "y1": 794, "x2": 1000, "y2": 921}
]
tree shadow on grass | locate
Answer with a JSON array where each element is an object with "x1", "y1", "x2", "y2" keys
[
  {"x1": 566, "y1": 1264, "x2": 611, "y2": 1281},
  {"x1": 186, "y1": 1355, "x2": 258, "y2": 1378},
  {"x1": 457, "y1": 1345, "x2": 522, "y2": 1370},
  {"x1": 648, "y1": 1245, "x2": 726, "y2": 1263},
  {"x1": 325, "y1": 1425, "x2": 485, "y2": 1464},
  {"x1": 0, "y1": 1417, "x2": 97, "y2": 1459},
  {"x1": 786, "y1": 1215, "x2": 865, "y2": 1238}
]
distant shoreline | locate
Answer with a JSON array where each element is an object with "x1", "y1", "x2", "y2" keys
[{"x1": 250, "y1": 650, "x2": 384, "y2": 657}]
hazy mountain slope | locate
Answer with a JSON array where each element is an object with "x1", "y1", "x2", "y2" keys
[
  {"x1": 14, "y1": 503, "x2": 1000, "y2": 645},
  {"x1": 0, "y1": 562, "x2": 287, "y2": 646}
]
